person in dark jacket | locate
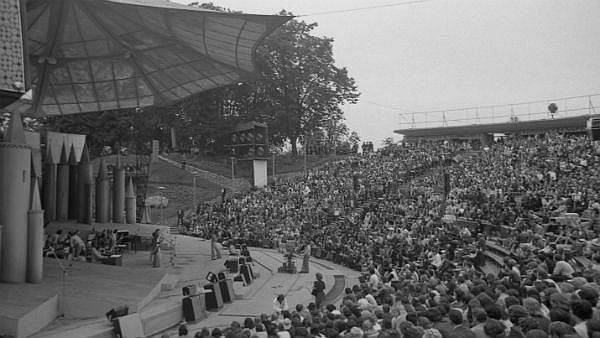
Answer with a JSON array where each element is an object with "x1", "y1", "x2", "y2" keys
[
  {"x1": 448, "y1": 309, "x2": 475, "y2": 338},
  {"x1": 312, "y1": 273, "x2": 326, "y2": 310}
]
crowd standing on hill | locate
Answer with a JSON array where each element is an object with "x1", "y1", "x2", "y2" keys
[{"x1": 178, "y1": 132, "x2": 600, "y2": 338}]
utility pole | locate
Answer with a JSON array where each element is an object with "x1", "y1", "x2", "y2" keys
[
  {"x1": 192, "y1": 175, "x2": 197, "y2": 214},
  {"x1": 158, "y1": 186, "x2": 165, "y2": 225},
  {"x1": 230, "y1": 157, "x2": 235, "y2": 189},
  {"x1": 304, "y1": 134, "x2": 308, "y2": 177},
  {"x1": 272, "y1": 151, "x2": 276, "y2": 182}
]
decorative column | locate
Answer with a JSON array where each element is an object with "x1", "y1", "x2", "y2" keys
[
  {"x1": 125, "y1": 177, "x2": 136, "y2": 224},
  {"x1": 0, "y1": 112, "x2": 31, "y2": 283},
  {"x1": 27, "y1": 180, "x2": 44, "y2": 283},
  {"x1": 112, "y1": 155, "x2": 125, "y2": 223},
  {"x1": 56, "y1": 143, "x2": 69, "y2": 221},
  {"x1": 67, "y1": 144, "x2": 78, "y2": 219},
  {"x1": 42, "y1": 145, "x2": 57, "y2": 222},
  {"x1": 77, "y1": 144, "x2": 93, "y2": 224},
  {"x1": 151, "y1": 140, "x2": 159, "y2": 163},
  {"x1": 95, "y1": 158, "x2": 110, "y2": 223}
]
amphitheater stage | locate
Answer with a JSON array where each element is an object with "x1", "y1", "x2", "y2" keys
[
  {"x1": 0, "y1": 255, "x2": 167, "y2": 338},
  {"x1": 2, "y1": 233, "x2": 360, "y2": 338}
]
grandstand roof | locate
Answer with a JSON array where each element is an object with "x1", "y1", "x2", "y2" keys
[{"x1": 395, "y1": 114, "x2": 598, "y2": 139}]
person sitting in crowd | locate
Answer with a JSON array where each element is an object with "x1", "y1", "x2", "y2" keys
[{"x1": 273, "y1": 294, "x2": 289, "y2": 314}]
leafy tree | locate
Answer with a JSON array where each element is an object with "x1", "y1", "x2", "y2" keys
[
  {"x1": 254, "y1": 12, "x2": 360, "y2": 154},
  {"x1": 186, "y1": 4, "x2": 361, "y2": 154},
  {"x1": 348, "y1": 131, "x2": 360, "y2": 152}
]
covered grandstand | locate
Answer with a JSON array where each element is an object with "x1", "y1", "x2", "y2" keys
[{"x1": 395, "y1": 114, "x2": 600, "y2": 142}]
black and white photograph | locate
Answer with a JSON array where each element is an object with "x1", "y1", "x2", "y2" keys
[{"x1": 1, "y1": 0, "x2": 600, "y2": 337}]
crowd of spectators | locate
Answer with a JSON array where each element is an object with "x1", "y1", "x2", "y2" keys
[{"x1": 178, "y1": 131, "x2": 600, "y2": 337}]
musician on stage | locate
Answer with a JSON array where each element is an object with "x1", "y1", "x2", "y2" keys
[
  {"x1": 211, "y1": 232, "x2": 222, "y2": 260},
  {"x1": 298, "y1": 240, "x2": 311, "y2": 273},
  {"x1": 151, "y1": 229, "x2": 164, "y2": 267}
]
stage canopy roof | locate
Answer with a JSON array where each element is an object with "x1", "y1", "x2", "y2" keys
[{"x1": 20, "y1": 0, "x2": 290, "y2": 115}]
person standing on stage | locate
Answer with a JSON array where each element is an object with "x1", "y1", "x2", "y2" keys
[
  {"x1": 151, "y1": 229, "x2": 163, "y2": 267},
  {"x1": 211, "y1": 232, "x2": 221, "y2": 260},
  {"x1": 311, "y1": 273, "x2": 326, "y2": 309},
  {"x1": 299, "y1": 240, "x2": 311, "y2": 273}
]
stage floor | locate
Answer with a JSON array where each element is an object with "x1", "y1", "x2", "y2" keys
[
  {"x1": 145, "y1": 239, "x2": 361, "y2": 337},
  {"x1": 3, "y1": 234, "x2": 360, "y2": 338},
  {"x1": 0, "y1": 254, "x2": 166, "y2": 321}
]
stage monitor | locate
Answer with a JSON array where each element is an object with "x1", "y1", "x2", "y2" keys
[{"x1": 205, "y1": 271, "x2": 218, "y2": 283}]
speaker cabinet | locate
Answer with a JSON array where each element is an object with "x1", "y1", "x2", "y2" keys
[
  {"x1": 203, "y1": 283, "x2": 223, "y2": 311},
  {"x1": 228, "y1": 121, "x2": 269, "y2": 159},
  {"x1": 182, "y1": 284, "x2": 198, "y2": 296},
  {"x1": 105, "y1": 305, "x2": 129, "y2": 321},
  {"x1": 112, "y1": 313, "x2": 144, "y2": 338},
  {"x1": 225, "y1": 258, "x2": 239, "y2": 273},
  {"x1": 218, "y1": 279, "x2": 235, "y2": 303},
  {"x1": 182, "y1": 294, "x2": 207, "y2": 322}
]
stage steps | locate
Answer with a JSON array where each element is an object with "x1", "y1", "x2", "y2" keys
[
  {"x1": 323, "y1": 275, "x2": 346, "y2": 305},
  {"x1": 33, "y1": 298, "x2": 184, "y2": 338}
]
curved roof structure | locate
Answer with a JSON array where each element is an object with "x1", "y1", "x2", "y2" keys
[{"x1": 22, "y1": 0, "x2": 290, "y2": 115}]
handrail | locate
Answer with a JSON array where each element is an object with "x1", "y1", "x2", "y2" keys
[{"x1": 399, "y1": 93, "x2": 599, "y2": 129}]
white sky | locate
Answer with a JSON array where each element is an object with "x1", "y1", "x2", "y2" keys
[{"x1": 173, "y1": 0, "x2": 600, "y2": 145}]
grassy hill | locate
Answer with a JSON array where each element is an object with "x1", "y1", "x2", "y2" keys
[
  {"x1": 146, "y1": 160, "x2": 222, "y2": 224},
  {"x1": 165, "y1": 153, "x2": 351, "y2": 180},
  {"x1": 91, "y1": 154, "x2": 222, "y2": 225},
  {"x1": 90, "y1": 153, "x2": 352, "y2": 226}
]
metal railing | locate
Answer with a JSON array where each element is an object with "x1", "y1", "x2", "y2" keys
[{"x1": 398, "y1": 93, "x2": 600, "y2": 130}]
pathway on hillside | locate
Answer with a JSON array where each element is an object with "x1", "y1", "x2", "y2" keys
[{"x1": 158, "y1": 155, "x2": 251, "y2": 191}]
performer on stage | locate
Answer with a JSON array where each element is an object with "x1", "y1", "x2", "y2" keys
[
  {"x1": 211, "y1": 232, "x2": 222, "y2": 260},
  {"x1": 151, "y1": 229, "x2": 163, "y2": 267},
  {"x1": 299, "y1": 240, "x2": 311, "y2": 273}
]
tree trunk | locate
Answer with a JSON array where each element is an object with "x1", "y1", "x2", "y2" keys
[{"x1": 290, "y1": 136, "x2": 298, "y2": 156}]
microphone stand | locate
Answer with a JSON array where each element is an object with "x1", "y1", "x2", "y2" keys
[{"x1": 51, "y1": 251, "x2": 68, "y2": 318}]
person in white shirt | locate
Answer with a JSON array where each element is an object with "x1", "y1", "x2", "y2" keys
[
  {"x1": 368, "y1": 269, "x2": 380, "y2": 290},
  {"x1": 552, "y1": 258, "x2": 575, "y2": 281},
  {"x1": 70, "y1": 231, "x2": 86, "y2": 258},
  {"x1": 273, "y1": 294, "x2": 288, "y2": 314},
  {"x1": 431, "y1": 252, "x2": 442, "y2": 269}
]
